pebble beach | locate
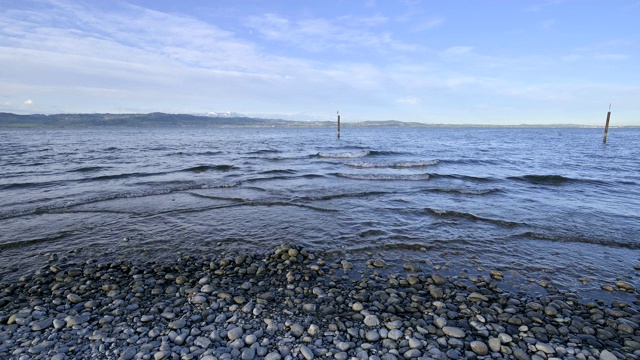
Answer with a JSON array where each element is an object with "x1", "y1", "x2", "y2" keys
[{"x1": 1, "y1": 244, "x2": 639, "y2": 360}]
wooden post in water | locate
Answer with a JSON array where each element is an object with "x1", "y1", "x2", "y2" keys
[
  {"x1": 603, "y1": 103, "x2": 611, "y2": 143},
  {"x1": 337, "y1": 111, "x2": 341, "y2": 139}
]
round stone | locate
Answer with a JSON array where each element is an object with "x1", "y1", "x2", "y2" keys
[
  {"x1": 470, "y1": 341, "x2": 489, "y2": 355},
  {"x1": 300, "y1": 345, "x2": 314, "y2": 360},
  {"x1": 388, "y1": 329, "x2": 403, "y2": 340},
  {"x1": 192, "y1": 295, "x2": 207, "y2": 304},
  {"x1": 408, "y1": 338, "x2": 423, "y2": 349},
  {"x1": 289, "y1": 323, "x2": 304, "y2": 338},
  {"x1": 245, "y1": 334, "x2": 257, "y2": 345},
  {"x1": 600, "y1": 350, "x2": 618, "y2": 360},
  {"x1": 403, "y1": 349, "x2": 422, "y2": 359},
  {"x1": 434, "y1": 316, "x2": 447, "y2": 328},
  {"x1": 365, "y1": 330, "x2": 381, "y2": 342},
  {"x1": 488, "y1": 338, "x2": 501, "y2": 352},
  {"x1": 228, "y1": 327, "x2": 244, "y2": 340},
  {"x1": 373, "y1": 259, "x2": 386, "y2": 268},
  {"x1": 168, "y1": 319, "x2": 186, "y2": 330},
  {"x1": 66, "y1": 293, "x2": 82, "y2": 303},
  {"x1": 442, "y1": 326, "x2": 465, "y2": 338},
  {"x1": 302, "y1": 303, "x2": 317, "y2": 313},
  {"x1": 498, "y1": 333, "x2": 512, "y2": 344},
  {"x1": 535, "y1": 342, "x2": 555, "y2": 354},
  {"x1": 432, "y1": 274, "x2": 446, "y2": 285},
  {"x1": 241, "y1": 347, "x2": 256, "y2": 360},
  {"x1": 364, "y1": 315, "x2": 380, "y2": 327}
]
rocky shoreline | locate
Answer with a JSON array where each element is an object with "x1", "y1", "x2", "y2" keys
[{"x1": 1, "y1": 243, "x2": 639, "y2": 360}]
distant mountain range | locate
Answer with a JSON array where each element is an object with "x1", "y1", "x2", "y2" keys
[
  {"x1": 0, "y1": 112, "x2": 432, "y2": 128},
  {"x1": 0, "y1": 112, "x2": 629, "y2": 128}
]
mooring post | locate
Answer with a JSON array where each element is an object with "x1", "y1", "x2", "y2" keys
[
  {"x1": 603, "y1": 103, "x2": 611, "y2": 143},
  {"x1": 337, "y1": 111, "x2": 341, "y2": 139}
]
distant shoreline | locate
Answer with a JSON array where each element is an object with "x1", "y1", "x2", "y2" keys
[{"x1": 0, "y1": 112, "x2": 638, "y2": 128}]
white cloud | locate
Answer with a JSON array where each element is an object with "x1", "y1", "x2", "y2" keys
[
  {"x1": 0, "y1": 1, "x2": 637, "y2": 124},
  {"x1": 24, "y1": 99, "x2": 33, "y2": 105},
  {"x1": 397, "y1": 96, "x2": 420, "y2": 105},
  {"x1": 245, "y1": 13, "x2": 419, "y2": 54}
]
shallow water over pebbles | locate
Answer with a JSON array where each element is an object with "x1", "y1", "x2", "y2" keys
[{"x1": 1, "y1": 127, "x2": 639, "y2": 302}]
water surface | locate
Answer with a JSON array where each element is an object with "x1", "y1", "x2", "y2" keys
[{"x1": 1, "y1": 127, "x2": 638, "y2": 300}]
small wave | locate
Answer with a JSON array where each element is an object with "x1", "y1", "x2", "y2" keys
[
  {"x1": 508, "y1": 174, "x2": 606, "y2": 186},
  {"x1": 297, "y1": 191, "x2": 388, "y2": 201},
  {"x1": 0, "y1": 181, "x2": 243, "y2": 221},
  {"x1": 314, "y1": 150, "x2": 370, "y2": 158},
  {"x1": 168, "y1": 150, "x2": 223, "y2": 157},
  {"x1": 215, "y1": 201, "x2": 336, "y2": 213},
  {"x1": 182, "y1": 165, "x2": 235, "y2": 173},
  {"x1": 103, "y1": 146, "x2": 119, "y2": 152},
  {"x1": 301, "y1": 174, "x2": 325, "y2": 179},
  {"x1": 69, "y1": 166, "x2": 106, "y2": 173},
  {"x1": 516, "y1": 231, "x2": 640, "y2": 250},
  {"x1": 425, "y1": 188, "x2": 500, "y2": 195},
  {"x1": 0, "y1": 232, "x2": 71, "y2": 251},
  {"x1": 244, "y1": 174, "x2": 324, "y2": 184},
  {"x1": 359, "y1": 229, "x2": 387, "y2": 238},
  {"x1": 334, "y1": 173, "x2": 430, "y2": 181},
  {"x1": 0, "y1": 180, "x2": 61, "y2": 191},
  {"x1": 347, "y1": 160, "x2": 439, "y2": 169},
  {"x1": 248, "y1": 149, "x2": 280, "y2": 154},
  {"x1": 425, "y1": 208, "x2": 522, "y2": 227},
  {"x1": 368, "y1": 150, "x2": 407, "y2": 156},
  {"x1": 259, "y1": 169, "x2": 296, "y2": 175},
  {"x1": 509, "y1": 174, "x2": 574, "y2": 185},
  {"x1": 440, "y1": 158, "x2": 499, "y2": 165},
  {"x1": 91, "y1": 172, "x2": 162, "y2": 181},
  {"x1": 429, "y1": 174, "x2": 495, "y2": 182}
]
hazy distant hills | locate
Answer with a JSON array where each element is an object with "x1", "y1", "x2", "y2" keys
[
  {"x1": 0, "y1": 112, "x2": 292, "y2": 128},
  {"x1": 0, "y1": 112, "x2": 430, "y2": 128},
  {"x1": 0, "y1": 112, "x2": 625, "y2": 128}
]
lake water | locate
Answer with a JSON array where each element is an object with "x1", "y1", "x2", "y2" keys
[{"x1": 1, "y1": 127, "x2": 639, "y2": 301}]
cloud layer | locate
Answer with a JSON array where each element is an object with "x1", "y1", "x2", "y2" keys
[{"x1": 0, "y1": 0, "x2": 638, "y2": 124}]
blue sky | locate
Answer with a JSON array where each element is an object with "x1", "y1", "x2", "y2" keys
[{"x1": 0, "y1": 0, "x2": 638, "y2": 125}]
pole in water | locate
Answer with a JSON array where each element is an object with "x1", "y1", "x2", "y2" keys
[
  {"x1": 603, "y1": 103, "x2": 611, "y2": 143},
  {"x1": 337, "y1": 111, "x2": 341, "y2": 139}
]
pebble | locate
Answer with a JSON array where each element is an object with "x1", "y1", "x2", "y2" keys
[
  {"x1": 488, "y1": 338, "x2": 501, "y2": 352},
  {"x1": 228, "y1": 326, "x2": 244, "y2": 340},
  {"x1": 66, "y1": 293, "x2": 82, "y2": 303},
  {"x1": 498, "y1": 333, "x2": 513, "y2": 344},
  {"x1": 364, "y1": 315, "x2": 380, "y2": 327},
  {"x1": 470, "y1": 341, "x2": 488, "y2": 355},
  {"x1": 300, "y1": 345, "x2": 314, "y2": 360},
  {"x1": 168, "y1": 318, "x2": 186, "y2": 330},
  {"x1": 0, "y1": 243, "x2": 638, "y2": 360},
  {"x1": 289, "y1": 323, "x2": 304, "y2": 338},
  {"x1": 442, "y1": 326, "x2": 465, "y2": 338},
  {"x1": 366, "y1": 330, "x2": 381, "y2": 342}
]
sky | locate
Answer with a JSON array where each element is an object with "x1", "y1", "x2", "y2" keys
[{"x1": 0, "y1": 0, "x2": 639, "y2": 125}]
